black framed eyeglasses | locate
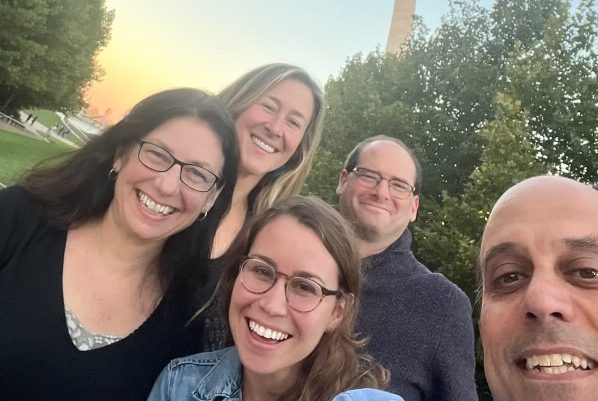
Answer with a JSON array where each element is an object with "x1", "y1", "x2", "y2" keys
[
  {"x1": 351, "y1": 166, "x2": 416, "y2": 199},
  {"x1": 137, "y1": 140, "x2": 221, "y2": 192},
  {"x1": 239, "y1": 256, "x2": 347, "y2": 313}
]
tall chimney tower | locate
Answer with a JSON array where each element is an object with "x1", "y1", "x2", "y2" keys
[{"x1": 386, "y1": 0, "x2": 416, "y2": 53}]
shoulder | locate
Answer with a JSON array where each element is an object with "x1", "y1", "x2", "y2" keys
[
  {"x1": 167, "y1": 347, "x2": 238, "y2": 371},
  {"x1": 0, "y1": 185, "x2": 36, "y2": 211},
  {"x1": 0, "y1": 186, "x2": 43, "y2": 252},
  {"x1": 155, "y1": 347, "x2": 242, "y2": 401},
  {"x1": 332, "y1": 389, "x2": 405, "y2": 401}
]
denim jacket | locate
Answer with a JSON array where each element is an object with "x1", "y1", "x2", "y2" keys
[
  {"x1": 147, "y1": 347, "x2": 405, "y2": 401},
  {"x1": 332, "y1": 389, "x2": 404, "y2": 401},
  {"x1": 147, "y1": 347, "x2": 242, "y2": 401}
]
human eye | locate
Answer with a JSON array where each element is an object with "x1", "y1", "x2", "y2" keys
[
  {"x1": 261, "y1": 101, "x2": 276, "y2": 112},
  {"x1": 143, "y1": 146, "x2": 171, "y2": 166},
  {"x1": 389, "y1": 180, "x2": 411, "y2": 193},
  {"x1": 289, "y1": 278, "x2": 320, "y2": 297},
  {"x1": 247, "y1": 263, "x2": 275, "y2": 282},
  {"x1": 566, "y1": 257, "x2": 598, "y2": 288},
  {"x1": 358, "y1": 170, "x2": 379, "y2": 183},
  {"x1": 184, "y1": 166, "x2": 210, "y2": 184},
  {"x1": 287, "y1": 118, "x2": 302, "y2": 129},
  {"x1": 485, "y1": 262, "x2": 529, "y2": 295}
]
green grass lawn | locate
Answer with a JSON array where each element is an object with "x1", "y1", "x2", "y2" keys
[
  {"x1": 23, "y1": 108, "x2": 87, "y2": 146},
  {"x1": 0, "y1": 130, "x2": 73, "y2": 186},
  {"x1": 23, "y1": 109, "x2": 61, "y2": 128}
]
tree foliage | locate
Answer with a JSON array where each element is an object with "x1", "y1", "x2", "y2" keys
[
  {"x1": 306, "y1": 0, "x2": 597, "y2": 202},
  {"x1": 306, "y1": 3, "x2": 597, "y2": 397},
  {"x1": 0, "y1": 0, "x2": 114, "y2": 115}
]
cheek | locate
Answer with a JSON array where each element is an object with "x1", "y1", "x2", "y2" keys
[
  {"x1": 480, "y1": 305, "x2": 506, "y2": 350},
  {"x1": 230, "y1": 278, "x2": 250, "y2": 314},
  {"x1": 287, "y1": 134, "x2": 304, "y2": 156}
]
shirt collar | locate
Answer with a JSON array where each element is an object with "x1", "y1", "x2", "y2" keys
[{"x1": 192, "y1": 348, "x2": 242, "y2": 401}]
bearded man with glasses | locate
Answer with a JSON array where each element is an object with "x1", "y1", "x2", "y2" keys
[{"x1": 336, "y1": 135, "x2": 477, "y2": 401}]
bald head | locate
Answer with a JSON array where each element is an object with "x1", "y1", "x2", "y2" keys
[
  {"x1": 481, "y1": 175, "x2": 598, "y2": 253},
  {"x1": 479, "y1": 175, "x2": 598, "y2": 401}
]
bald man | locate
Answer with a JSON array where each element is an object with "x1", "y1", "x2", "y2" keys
[{"x1": 479, "y1": 176, "x2": 598, "y2": 401}]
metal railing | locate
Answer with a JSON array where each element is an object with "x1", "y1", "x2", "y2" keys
[{"x1": 0, "y1": 111, "x2": 27, "y2": 130}]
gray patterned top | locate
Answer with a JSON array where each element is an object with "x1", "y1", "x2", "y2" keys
[{"x1": 65, "y1": 307, "x2": 123, "y2": 351}]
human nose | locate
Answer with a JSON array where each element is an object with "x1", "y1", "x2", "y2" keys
[
  {"x1": 371, "y1": 177, "x2": 391, "y2": 199},
  {"x1": 264, "y1": 113, "x2": 284, "y2": 137},
  {"x1": 257, "y1": 279, "x2": 289, "y2": 316},
  {"x1": 523, "y1": 272, "x2": 575, "y2": 323},
  {"x1": 155, "y1": 163, "x2": 182, "y2": 195}
]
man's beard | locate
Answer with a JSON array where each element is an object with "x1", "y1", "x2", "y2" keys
[{"x1": 349, "y1": 214, "x2": 380, "y2": 243}]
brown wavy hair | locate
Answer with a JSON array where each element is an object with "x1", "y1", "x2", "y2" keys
[{"x1": 222, "y1": 196, "x2": 389, "y2": 401}]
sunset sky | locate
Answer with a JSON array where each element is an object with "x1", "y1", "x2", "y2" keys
[{"x1": 87, "y1": 0, "x2": 493, "y2": 122}]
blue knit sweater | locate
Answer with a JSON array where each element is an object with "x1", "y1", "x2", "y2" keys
[{"x1": 356, "y1": 229, "x2": 478, "y2": 401}]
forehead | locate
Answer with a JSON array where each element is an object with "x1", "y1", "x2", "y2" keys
[
  {"x1": 481, "y1": 183, "x2": 598, "y2": 261},
  {"x1": 262, "y1": 79, "x2": 315, "y2": 117},
  {"x1": 143, "y1": 117, "x2": 224, "y2": 172},
  {"x1": 249, "y1": 215, "x2": 339, "y2": 283},
  {"x1": 358, "y1": 140, "x2": 416, "y2": 181}
]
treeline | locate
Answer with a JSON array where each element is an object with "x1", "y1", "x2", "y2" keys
[
  {"x1": 0, "y1": 0, "x2": 114, "y2": 116},
  {"x1": 305, "y1": 1, "x2": 597, "y2": 396}
]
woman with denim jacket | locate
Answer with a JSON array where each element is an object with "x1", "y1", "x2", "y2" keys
[{"x1": 149, "y1": 196, "x2": 403, "y2": 401}]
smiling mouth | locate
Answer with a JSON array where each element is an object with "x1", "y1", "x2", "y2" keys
[
  {"x1": 137, "y1": 191, "x2": 175, "y2": 216},
  {"x1": 248, "y1": 319, "x2": 290, "y2": 342},
  {"x1": 520, "y1": 353, "x2": 596, "y2": 374},
  {"x1": 250, "y1": 135, "x2": 277, "y2": 153}
]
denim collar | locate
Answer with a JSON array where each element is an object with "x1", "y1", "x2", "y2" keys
[{"x1": 192, "y1": 348, "x2": 242, "y2": 401}]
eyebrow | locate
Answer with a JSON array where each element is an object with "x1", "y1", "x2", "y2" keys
[
  {"x1": 358, "y1": 166, "x2": 414, "y2": 187},
  {"x1": 249, "y1": 254, "x2": 325, "y2": 284},
  {"x1": 481, "y1": 242, "x2": 520, "y2": 271},
  {"x1": 147, "y1": 138, "x2": 218, "y2": 171},
  {"x1": 564, "y1": 235, "x2": 598, "y2": 250}
]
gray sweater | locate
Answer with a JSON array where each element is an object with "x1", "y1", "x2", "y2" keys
[{"x1": 357, "y1": 230, "x2": 478, "y2": 401}]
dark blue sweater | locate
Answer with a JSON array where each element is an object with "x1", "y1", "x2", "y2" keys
[{"x1": 357, "y1": 229, "x2": 478, "y2": 401}]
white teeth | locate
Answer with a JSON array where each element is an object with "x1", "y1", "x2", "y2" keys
[
  {"x1": 549, "y1": 354, "x2": 563, "y2": 367},
  {"x1": 538, "y1": 354, "x2": 551, "y2": 367},
  {"x1": 251, "y1": 135, "x2": 276, "y2": 153},
  {"x1": 524, "y1": 353, "x2": 595, "y2": 373},
  {"x1": 138, "y1": 192, "x2": 174, "y2": 216},
  {"x1": 248, "y1": 320, "x2": 289, "y2": 341}
]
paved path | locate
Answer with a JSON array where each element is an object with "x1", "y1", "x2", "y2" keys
[{"x1": 18, "y1": 111, "x2": 79, "y2": 148}]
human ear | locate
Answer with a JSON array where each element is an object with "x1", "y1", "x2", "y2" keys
[
  {"x1": 202, "y1": 186, "x2": 223, "y2": 214},
  {"x1": 335, "y1": 170, "x2": 349, "y2": 196},
  {"x1": 409, "y1": 194, "x2": 420, "y2": 222},
  {"x1": 326, "y1": 293, "x2": 352, "y2": 332}
]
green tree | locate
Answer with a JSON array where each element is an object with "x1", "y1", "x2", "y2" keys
[
  {"x1": 0, "y1": 0, "x2": 114, "y2": 115},
  {"x1": 306, "y1": 0, "x2": 596, "y2": 201},
  {"x1": 506, "y1": 0, "x2": 598, "y2": 183}
]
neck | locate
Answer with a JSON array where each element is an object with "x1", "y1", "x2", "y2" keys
[
  {"x1": 358, "y1": 234, "x2": 401, "y2": 258},
  {"x1": 242, "y1": 368, "x2": 294, "y2": 401},
  {"x1": 233, "y1": 170, "x2": 264, "y2": 207},
  {"x1": 87, "y1": 208, "x2": 164, "y2": 278}
]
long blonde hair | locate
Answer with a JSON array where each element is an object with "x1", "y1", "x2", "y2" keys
[{"x1": 218, "y1": 63, "x2": 326, "y2": 213}]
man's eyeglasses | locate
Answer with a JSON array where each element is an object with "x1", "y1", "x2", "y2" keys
[
  {"x1": 239, "y1": 256, "x2": 347, "y2": 313},
  {"x1": 137, "y1": 140, "x2": 220, "y2": 192},
  {"x1": 351, "y1": 166, "x2": 416, "y2": 199}
]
